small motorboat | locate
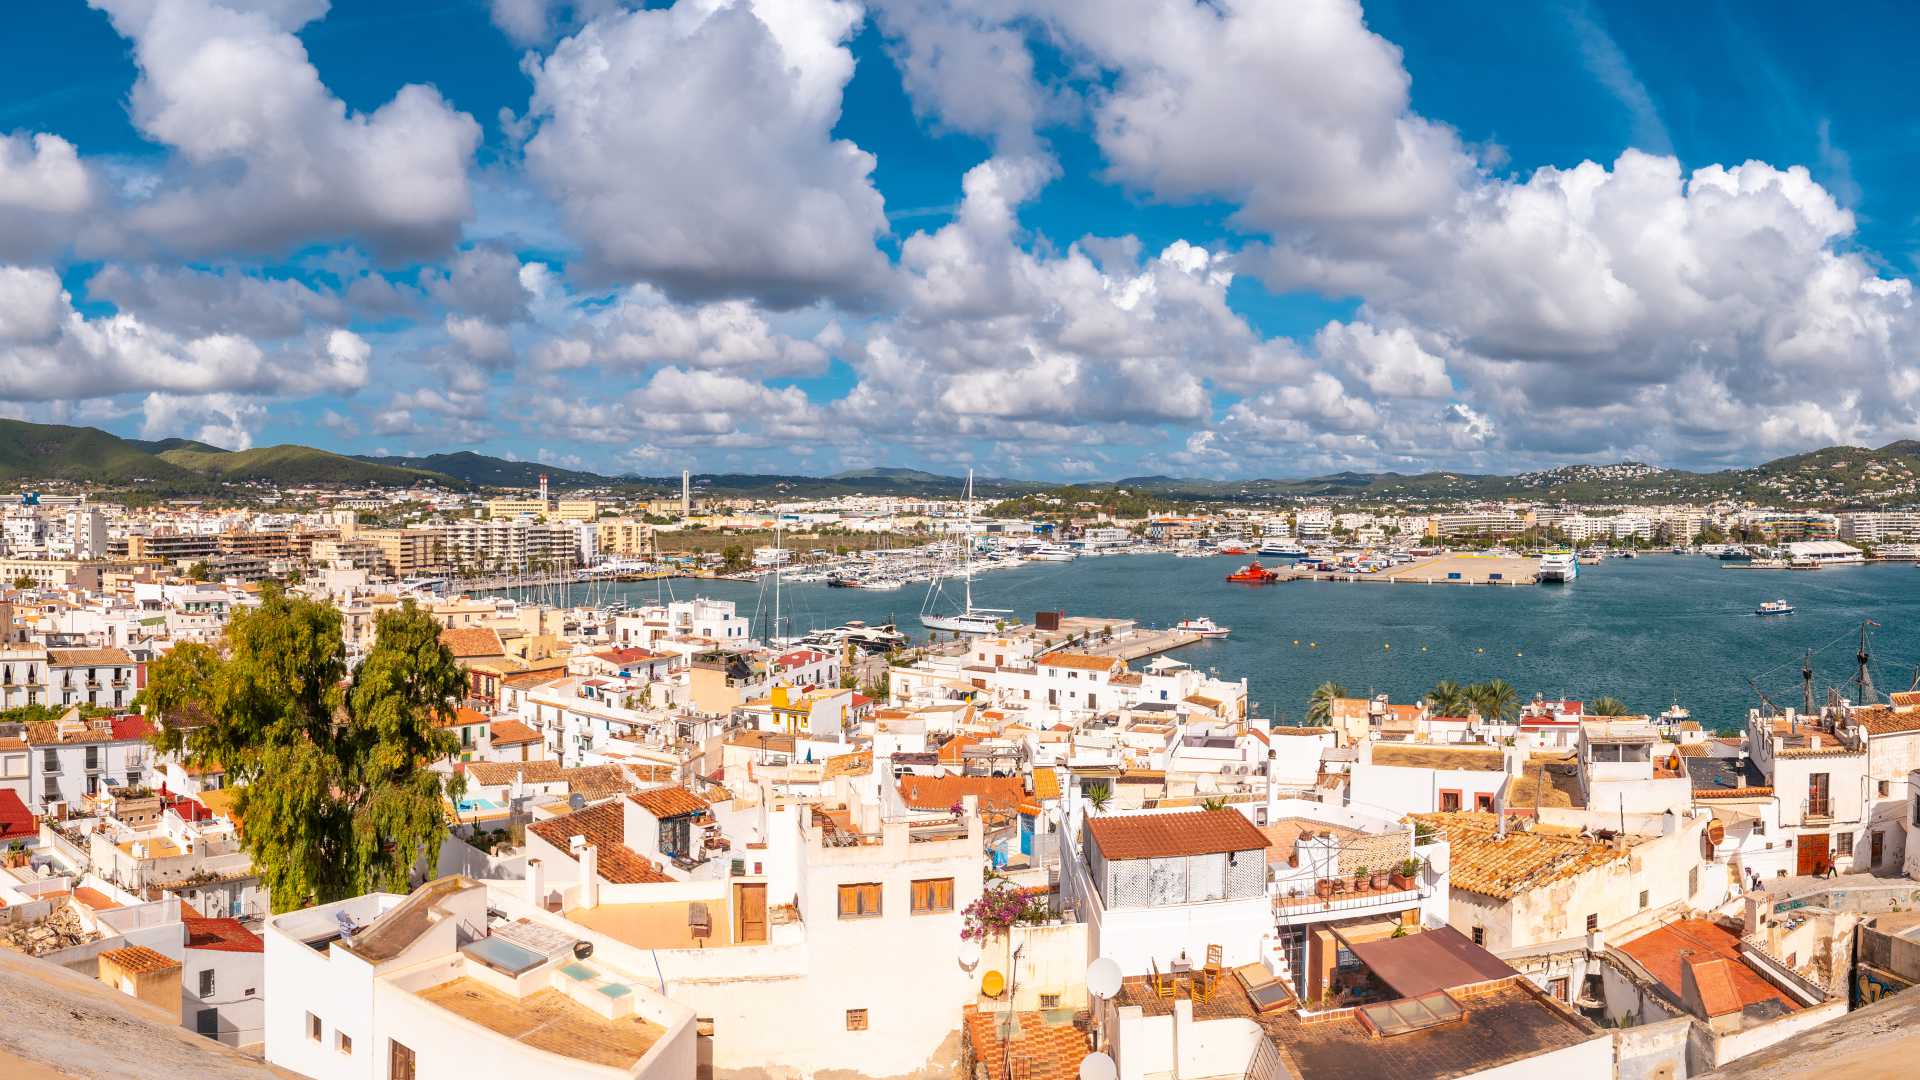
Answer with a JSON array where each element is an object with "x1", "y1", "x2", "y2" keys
[
  {"x1": 1176, "y1": 616, "x2": 1231, "y2": 638},
  {"x1": 1756, "y1": 599, "x2": 1795, "y2": 616},
  {"x1": 1226, "y1": 561, "x2": 1280, "y2": 584}
]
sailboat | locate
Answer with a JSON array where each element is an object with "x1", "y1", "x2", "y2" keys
[{"x1": 921, "y1": 469, "x2": 1012, "y2": 635}]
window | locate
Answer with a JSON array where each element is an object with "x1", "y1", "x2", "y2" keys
[
  {"x1": 199, "y1": 969, "x2": 215, "y2": 998},
  {"x1": 196, "y1": 1009, "x2": 218, "y2": 1037},
  {"x1": 1473, "y1": 792, "x2": 1495, "y2": 812},
  {"x1": 337, "y1": 1030, "x2": 352, "y2": 1055},
  {"x1": 307, "y1": 1013, "x2": 322, "y2": 1042},
  {"x1": 1689, "y1": 866, "x2": 1699, "y2": 895},
  {"x1": 1638, "y1": 890, "x2": 1649, "y2": 911},
  {"x1": 1837, "y1": 832, "x2": 1853, "y2": 854},
  {"x1": 911, "y1": 878, "x2": 955, "y2": 914},
  {"x1": 42, "y1": 748, "x2": 58, "y2": 774},
  {"x1": 1471, "y1": 926, "x2": 1485, "y2": 946},
  {"x1": 1549, "y1": 977, "x2": 1570, "y2": 1003},
  {"x1": 390, "y1": 1041, "x2": 417, "y2": 1080},
  {"x1": 846, "y1": 1008, "x2": 869, "y2": 1031},
  {"x1": 1880, "y1": 780, "x2": 1892, "y2": 798},
  {"x1": 837, "y1": 883, "x2": 882, "y2": 918},
  {"x1": 1439, "y1": 790, "x2": 1462, "y2": 812},
  {"x1": 1039, "y1": 993, "x2": 1061, "y2": 1009},
  {"x1": 1586, "y1": 914, "x2": 1599, "y2": 933}
]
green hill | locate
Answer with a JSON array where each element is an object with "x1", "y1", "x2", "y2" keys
[
  {"x1": 125, "y1": 437, "x2": 230, "y2": 455},
  {"x1": 354, "y1": 451, "x2": 605, "y2": 489},
  {"x1": 0, "y1": 420, "x2": 205, "y2": 487},
  {"x1": 159, "y1": 445, "x2": 458, "y2": 488}
]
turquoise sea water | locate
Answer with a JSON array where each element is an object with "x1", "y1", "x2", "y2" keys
[{"x1": 529, "y1": 555, "x2": 1920, "y2": 731}]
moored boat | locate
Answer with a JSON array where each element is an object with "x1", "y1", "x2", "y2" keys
[
  {"x1": 1226, "y1": 561, "x2": 1280, "y2": 584},
  {"x1": 1176, "y1": 616, "x2": 1231, "y2": 637},
  {"x1": 1756, "y1": 599, "x2": 1795, "y2": 615}
]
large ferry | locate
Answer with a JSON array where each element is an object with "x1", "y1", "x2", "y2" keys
[{"x1": 1538, "y1": 551, "x2": 1578, "y2": 583}]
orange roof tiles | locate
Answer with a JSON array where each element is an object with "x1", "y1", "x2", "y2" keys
[
  {"x1": 441, "y1": 627, "x2": 505, "y2": 658},
  {"x1": 1036, "y1": 652, "x2": 1119, "y2": 672},
  {"x1": 488, "y1": 719, "x2": 542, "y2": 746},
  {"x1": 964, "y1": 1008, "x2": 1087, "y2": 1080},
  {"x1": 1408, "y1": 812, "x2": 1634, "y2": 900},
  {"x1": 1031, "y1": 768, "x2": 1061, "y2": 800},
  {"x1": 899, "y1": 774, "x2": 1025, "y2": 813},
  {"x1": 628, "y1": 785, "x2": 710, "y2": 819},
  {"x1": 1851, "y1": 704, "x2": 1920, "y2": 735},
  {"x1": 1086, "y1": 809, "x2": 1270, "y2": 861},
  {"x1": 100, "y1": 944, "x2": 178, "y2": 976},
  {"x1": 72, "y1": 887, "x2": 123, "y2": 912},
  {"x1": 1371, "y1": 744, "x2": 1505, "y2": 771},
  {"x1": 1686, "y1": 957, "x2": 1745, "y2": 1018},
  {"x1": 1620, "y1": 918, "x2": 1799, "y2": 1016},
  {"x1": 527, "y1": 801, "x2": 672, "y2": 884},
  {"x1": 183, "y1": 914, "x2": 264, "y2": 954}
]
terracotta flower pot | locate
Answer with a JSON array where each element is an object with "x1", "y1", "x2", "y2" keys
[{"x1": 1316, "y1": 879, "x2": 1334, "y2": 898}]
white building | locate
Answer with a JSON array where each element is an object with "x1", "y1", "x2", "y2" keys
[{"x1": 263, "y1": 875, "x2": 697, "y2": 1080}]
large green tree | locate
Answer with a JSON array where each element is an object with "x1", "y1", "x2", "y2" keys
[{"x1": 142, "y1": 589, "x2": 465, "y2": 911}]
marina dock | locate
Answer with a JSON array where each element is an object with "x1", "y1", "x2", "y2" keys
[
  {"x1": 1284, "y1": 553, "x2": 1540, "y2": 585},
  {"x1": 1075, "y1": 627, "x2": 1206, "y2": 660}
]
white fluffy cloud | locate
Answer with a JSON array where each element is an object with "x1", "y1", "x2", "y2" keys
[
  {"x1": 0, "y1": 265, "x2": 369, "y2": 402},
  {"x1": 532, "y1": 285, "x2": 831, "y2": 377},
  {"x1": 521, "y1": 0, "x2": 890, "y2": 306},
  {"x1": 88, "y1": 0, "x2": 481, "y2": 257}
]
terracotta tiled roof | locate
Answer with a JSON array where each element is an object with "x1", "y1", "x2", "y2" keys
[
  {"x1": 1851, "y1": 704, "x2": 1920, "y2": 735},
  {"x1": 443, "y1": 705, "x2": 489, "y2": 729},
  {"x1": 898, "y1": 774, "x2": 1025, "y2": 813},
  {"x1": 1686, "y1": 957, "x2": 1745, "y2": 1018},
  {"x1": 464, "y1": 761, "x2": 643, "y2": 800},
  {"x1": 1408, "y1": 812, "x2": 1634, "y2": 900},
  {"x1": 964, "y1": 1007, "x2": 1086, "y2": 1080},
  {"x1": 1086, "y1": 809, "x2": 1270, "y2": 861},
  {"x1": 0, "y1": 790, "x2": 31, "y2": 841},
  {"x1": 1620, "y1": 918, "x2": 1798, "y2": 1016},
  {"x1": 488, "y1": 719, "x2": 542, "y2": 746},
  {"x1": 628, "y1": 785, "x2": 710, "y2": 819},
  {"x1": 101, "y1": 944, "x2": 178, "y2": 975},
  {"x1": 527, "y1": 801, "x2": 672, "y2": 884},
  {"x1": 1889, "y1": 691, "x2": 1920, "y2": 708},
  {"x1": 183, "y1": 914, "x2": 264, "y2": 954},
  {"x1": 48, "y1": 648, "x2": 134, "y2": 667},
  {"x1": 1036, "y1": 652, "x2": 1118, "y2": 671},
  {"x1": 502, "y1": 670, "x2": 566, "y2": 690},
  {"x1": 1031, "y1": 768, "x2": 1061, "y2": 800},
  {"x1": 440, "y1": 627, "x2": 505, "y2": 658}
]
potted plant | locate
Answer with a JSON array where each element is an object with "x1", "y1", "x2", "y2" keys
[
  {"x1": 1390, "y1": 857, "x2": 1422, "y2": 889},
  {"x1": 1354, "y1": 866, "x2": 1370, "y2": 890},
  {"x1": 1371, "y1": 867, "x2": 1390, "y2": 890},
  {"x1": 1316, "y1": 877, "x2": 1334, "y2": 898}
]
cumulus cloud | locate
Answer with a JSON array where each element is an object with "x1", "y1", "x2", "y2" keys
[
  {"x1": 140, "y1": 391, "x2": 266, "y2": 450},
  {"x1": 520, "y1": 0, "x2": 891, "y2": 306},
  {"x1": 0, "y1": 265, "x2": 369, "y2": 402},
  {"x1": 0, "y1": 132, "x2": 99, "y2": 260},
  {"x1": 85, "y1": 264, "x2": 345, "y2": 339},
  {"x1": 88, "y1": 0, "x2": 481, "y2": 258},
  {"x1": 531, "y1": 284, "x2": 831, "y2": 377}
]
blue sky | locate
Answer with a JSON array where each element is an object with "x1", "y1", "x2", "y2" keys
[{"x1": 3, "y1": 0, "x2": 1918, "y2": 480}]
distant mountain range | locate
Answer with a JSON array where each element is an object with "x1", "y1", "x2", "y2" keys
[{"x1": 4, "y1": 417, "x2": 1920, "y2": 506}]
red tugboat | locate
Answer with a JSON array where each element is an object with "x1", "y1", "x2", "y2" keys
[{"x1": 1225, "y1": 561, "x2": 1280, "y2": 584}]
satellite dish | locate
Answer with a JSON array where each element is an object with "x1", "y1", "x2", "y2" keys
[
  {"x1": 957, "y1": 938, "x2": 983, "y2": 968},
  {"x1": 569, "y1": 793, "x2": 587, "y2": 811},
  {"x1": 982, "y1": 969, "x2": 1006, "y2": 997},
  {"x1": 1078, "y1": 1052, "x2": 1117, "y2": 1080},
  {"x1": 1086, "y1": 957, "x2": 1122, "y2": 1000}
]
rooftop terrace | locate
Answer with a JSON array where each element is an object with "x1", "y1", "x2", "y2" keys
[{"x1": 415, "y1": 977, "x2": 665, "y2": 1070}]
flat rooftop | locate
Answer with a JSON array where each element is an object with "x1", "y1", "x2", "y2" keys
[
  {"x1": 415, "y1": 977, "x2": 664, "y2": 1069},
  {"x1": 566, "y1": 897, "x2": 757, "y2": 951},
  {"x1": 1260, "y1": 980, "x2": 1599, "y2": 1079}
]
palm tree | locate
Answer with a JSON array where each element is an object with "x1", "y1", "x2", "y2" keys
[
  {"x1": 1589, "y1": 696, "x2": 1630, "y2": 716},
  {"x1": 1306, "y1": 682, "x2": 1349, "y2": 724},
  {"x1": 1468, "y1": 679, "x2": 1519, "y2": 724},
  {"x1": 1426, "y1": 679, "x2": 1470, "y2": 717}
]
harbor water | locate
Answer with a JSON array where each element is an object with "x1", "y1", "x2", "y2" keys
[{"x1": 523, "y1": 554, "x2": 1920, "y2": 731}]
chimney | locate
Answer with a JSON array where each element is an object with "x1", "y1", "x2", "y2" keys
[
  {"x1": 525, "y1": 857, "x2": 544, "y2": 908},
  {"x1": 1809, "y1": 734, "x2": 1821, "y2": 750},
  {"x1": 578, "y1": 845, "x2": 600, "y2": 909}
]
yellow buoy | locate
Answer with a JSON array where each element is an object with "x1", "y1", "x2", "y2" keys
[
  {"x1": 1476, "y1": 647, "x2": 1484, "y2": 654},
  {"x1": 1516, "y1": 651, "x2": 1523, "y2": 657},
  {"x1": 1293, "y1": 639, "x2": 1300, "y2": 646},
  {"x1": 1384, "y1": 643, "x2": 1390, "y2": 650},
  {"x1": 1421, "y1": 645, "x2": 1428, "y2": 652},
  {"x1": 1310, "y1": 642, "x2": 1318, "y2": 648}
]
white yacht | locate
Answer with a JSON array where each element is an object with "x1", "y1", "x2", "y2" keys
[
  {"x1": 1027, "y1": 544, "x2": 1079, "y2": 562},
  {"x1": 921, "y1": 470, "x2": 1013, "y2": 635},
  {"x1": 1538, "y1": 551, "x2": 1578, "y2": 583}
]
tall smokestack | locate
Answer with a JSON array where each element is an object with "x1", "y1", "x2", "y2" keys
[
  {"x1": 538, "y1": 472, "x2": 550, "y2": 506},
  {"x1": 682, "y1": 469, "x2": 691, "y2": 516}
]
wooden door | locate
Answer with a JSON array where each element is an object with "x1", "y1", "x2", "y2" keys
[
  {"x1": 1796, "y1": 832, "x2": 1829, "y2": 876},
  {"x1": 734, "y1": 883, "x2": 767, "y2": 944},
  {"x1": 1871, "y1": 830, "x2": 1885, "y2": 867}
]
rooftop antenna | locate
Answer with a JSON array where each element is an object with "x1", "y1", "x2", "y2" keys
[
  {"x1": 1802, "y1": 649, "x2": 1815, "y2": 718},
  {"x1": 1857, "y1": 619, "x2": 1880, "y2": 705}
]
